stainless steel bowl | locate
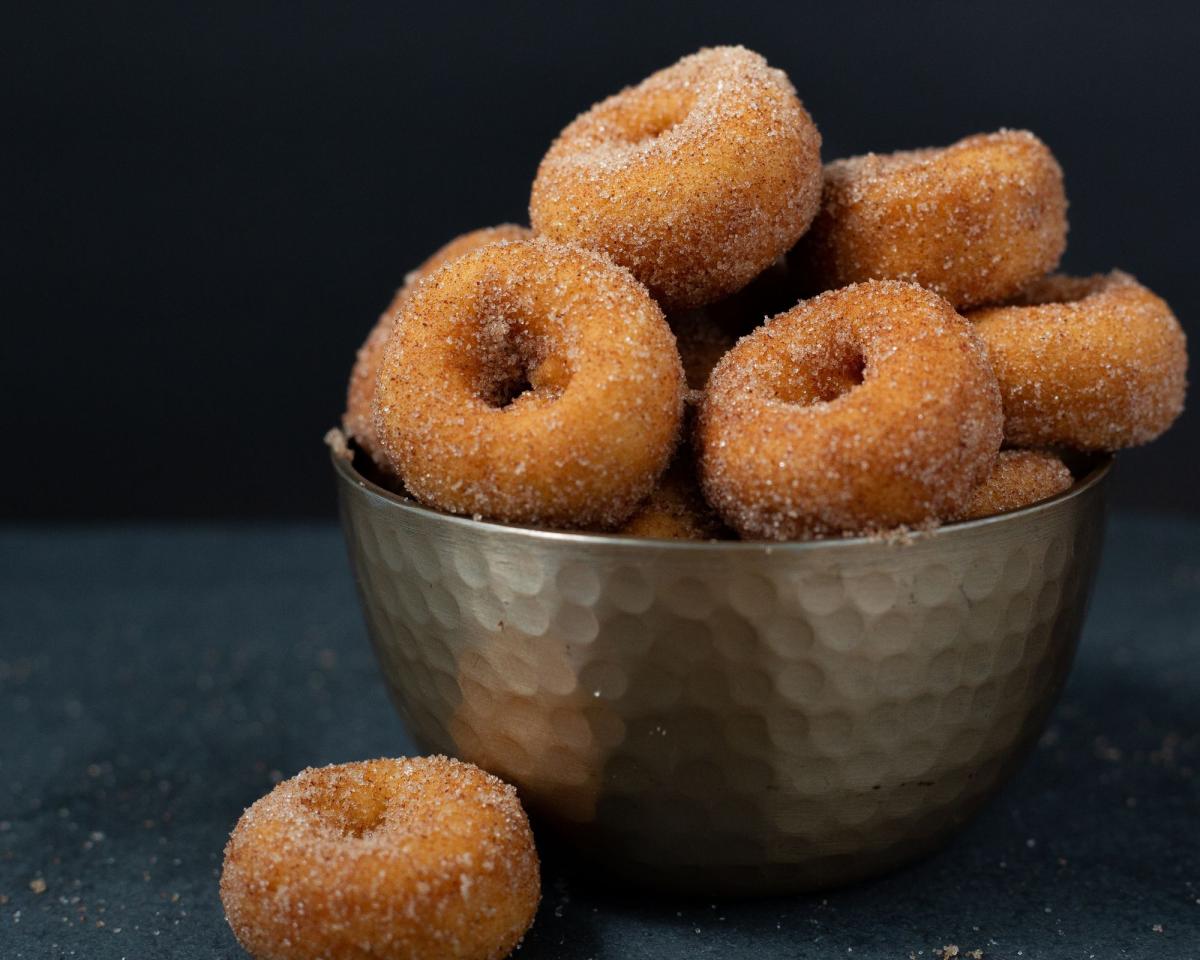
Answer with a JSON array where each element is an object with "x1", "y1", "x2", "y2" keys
[{"x1": 333, "y1": 449, "x2": 1110, "y2": 895}]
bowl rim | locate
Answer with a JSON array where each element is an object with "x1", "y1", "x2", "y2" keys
[{"x1": 331, "y1": 445, "x2": 1112, "y2": 553}]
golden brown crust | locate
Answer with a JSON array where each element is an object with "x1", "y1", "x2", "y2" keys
[
  {"x1": 799, "y1": 130, "x2": 1068, "y2": 308},
  {"x1": 343, "y1": 225, "x2": 532, "y2": 474},
  {"x1": 955, "y1": 449, "x2": 1073, "y2": 520},
  {"x1": 969, "y1": 271, "x2": 1187, "y2": 449},
  {"x1": 374, "y1": 238, "x2": 686, "y2": 528},
  {"x1": 698, "y1": 280, "x2": 1003, "y2": 539},
  {"x1": 343, "y1": 296, "x2": 403, "y2": 474},
  {"x1": 405, "y1": 224, "x2": 537, "y2": 287},
  {"x1": 219, "y1": 757, "x2": 540, "y2": 960},
  {"x1": 530, "y1": 46, "x2": 822, "y2": 310}
]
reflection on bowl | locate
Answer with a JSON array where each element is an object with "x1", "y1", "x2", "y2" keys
[{"x1": 333, "y1": 447, "x2": 1109, "y2": 895}]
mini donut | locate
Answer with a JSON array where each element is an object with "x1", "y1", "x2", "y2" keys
[
  {"x1": 799, "y1": 130, "x2": 1068, "y2": 308},
  {"x1": 618, "y1": 447, "x2": 727, "y2": 540},
  {"x1": 698, "y1": 280, "x2": 1003, "y2": 539},
  {"x1": 344, "y1": 311, "x2": 399, "y2": 475},
  {"x1": 955, "y1": 449, "x2": 1073, "y2": 521},
  {"x1": 374, "y1": 238, "x2": 686, "y2": 528},
  {"x1": 968, "y1": 271, "x2": 1187, "y2": 449},
  {"x1": 530, "y1": 46, "x2": 822, "y2": 311},
  {"x1": 343, "y1": 225, "x2": 532, "y2": 475},
  {"x1": 220, "y1": 757, "x2": 540, "y2": 960}
]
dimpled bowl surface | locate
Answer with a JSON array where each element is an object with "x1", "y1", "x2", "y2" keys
[{"x1": 334, "y1": 451, "x2": 1109, "y2": 895}]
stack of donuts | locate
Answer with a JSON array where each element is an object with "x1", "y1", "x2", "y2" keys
[{"x1": 342, "y1": 45, "x2": 1187, "y2": 541}]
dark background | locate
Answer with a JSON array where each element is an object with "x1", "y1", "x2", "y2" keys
[{"x1": 5, "y1": 0, "x2": 1197, "y2": 520}]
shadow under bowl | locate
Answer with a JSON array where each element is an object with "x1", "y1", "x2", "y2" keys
[{"x1": 333, "y1": 449, "x2": 1110, "y2": 896}]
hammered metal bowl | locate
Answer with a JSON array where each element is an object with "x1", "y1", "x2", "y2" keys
[{"x1": 334, "y1": 449, "x2": 1110, "y2": 895}]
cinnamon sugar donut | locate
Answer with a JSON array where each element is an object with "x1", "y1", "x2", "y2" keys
[
  {"x1": 530, "y1": 46, "x2": 822, "y2": 311},
  {"x1": 956, "y1": 449, "x2": 1073, "y2": 521},
  {"x1": 374, "y1": 239, "x2": 685, "y2": 528},
  {"x1": 969, "y1": 271, "x2": 1187, "y2": 449},
  {"x1": 220, "y1": 757, "x2": 540, "y2": 960},
  {"x1": 343, "y1": 225, "x2": 531, "y2": 474},
  {"x1": 800, "y1": 130, "x2": 1067, "y2": 308},
  {"x1": 698, "y1": 280, "x2": 1003, "y2": 539},
  {"x1": 344, "y1": 312, "x2": 399, "y2": 475}
]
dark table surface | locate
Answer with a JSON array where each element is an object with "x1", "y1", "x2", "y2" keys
[{"x1": 2, "y1": 515, "x2": 1198, "y2": 959}]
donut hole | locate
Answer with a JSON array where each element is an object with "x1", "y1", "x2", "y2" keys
[
  {"x1": 481, "y1": 345, "x2": 569, "y2": 410},
  {"x1": 630, "y1": 111, "x2": 681, "y2": 143},
  {"x1": 812, "y1": 355, "x2": 865, "y2": 403},
  {"x1": 492, "y1": 371, "x2": 534, "y2": 408},
  {"x1": 302, "y1": 781, "x2": 390, "y2": 839},
  {"x1": 775, "y1": 345, "x2": 866, "y2": 406},
  {"x1": 479, "y1": 343, "x2": 572, "y2": 411},
  {"x1": 607, "y1": 90, "x2": 694, "y2": 146},
  {"x1": 470, "y1": 312, "x2": 566, "y2": 410}
]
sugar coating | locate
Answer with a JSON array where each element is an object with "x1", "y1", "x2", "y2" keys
[
  {"x1": 969, "y1": 271, "x2": 1188, "y2": 449},
  {"x1": 799, "y1": 130, "x2": 1068, "y2": 308},
  {"x1": 698, "y1": 280, "x2": 1003, "y2": 540},
  {"x1": 530, "y1": 46, "x2": 823, "y2": 311},
  {"x1": 373, "y1": 238, "x2": 686, "y2": 528},
  {"x1": 956, "y1": 449, "x2": 1073, "y2": 520},
  {"x1": 219, "y1": 757, "x2": 540, "y2": 960},
  {"x1": 344, "y1": 315, "x2": 399, "y2": 474},
  {"x1": 344, "y1": 225, "x2": 532, "y2": 476}
]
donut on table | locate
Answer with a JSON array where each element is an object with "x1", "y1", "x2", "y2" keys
[
  {"x1": 955, "y1": 449, "x2": 1073, "y2": 521},
  {"x1": 968, "y1": 271, "x2": 1187, "y2": 449},
  {"x1": 220, "y1": 757, "x2": 540, "y2": 960},
  {"x1": 374, "y1": 238, "x2": 686, "y2": 528},
  {"x1": 343, "y1": 224, "x2": 532, "y2": 475},
  {"x1": 698, "y1": 280, "x2": 1003, "y2": 540},
  {"x1": 798, "y1": 130, "x2": 1068, "y2": 308},
  {"x1": 530, "y1": 45, "x2": 822, "y2": 311}
]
